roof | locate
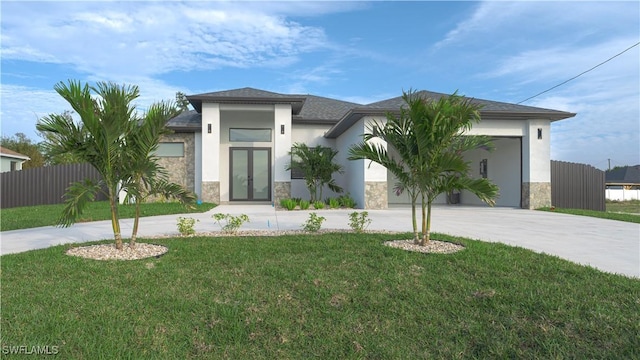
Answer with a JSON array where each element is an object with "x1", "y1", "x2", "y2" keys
[
  {"x1": 166, "y1": 87, "x2": 576, "y2": 136},
  {"x1": 605, "y1": 165, "x2": 640, "y2": 185},
  {"x1": 0, "y1": 146, "x2": 30, "y2": 160}
]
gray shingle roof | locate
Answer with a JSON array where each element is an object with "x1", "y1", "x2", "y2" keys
[
  {"x1": 606, "y1": 165, "x2": 640, "y2": 184},
  {"x1": 167, "y1": 87, "x2": 576, "y2": 134}
]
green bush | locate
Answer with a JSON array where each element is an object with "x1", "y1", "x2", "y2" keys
[
  {"x1": 212, "y1": 213, "x2": 250, "y2": 234},
  {"x1": 313, "y1": 201, "x2": 325, "y2": 209},
  {"x1": 280, "y1": 198, "x2": 297, "y2": 210},
  {"x1": 299, "y1": 199, "x2": 310, "y2": 210},
  {"x1": 327, "y1": 197, "x2": 340, "y2": 209},
  {"x1": 338, "y1": 194, "x2": 357, "y2": 208},
  {"x1": 177, "y1": 217, "x2": 198, "y2": 236},
  {"x1": 349, "y1": 211, "x2": 372, "y2": 233},
  {"x1": 302, "y1": 212, "x2": 325, "y2": 232}
]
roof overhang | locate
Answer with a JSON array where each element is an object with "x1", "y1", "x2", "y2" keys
[
  {"x1": 187, "y1": 95, "x2": 305, "y2": 114},
  {"x1": 324, "y1": 108, "x2": 577, "y2": 139}
]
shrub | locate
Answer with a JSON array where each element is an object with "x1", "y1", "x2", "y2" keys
[
  {"x1": 280, "y1": 198, "x2": 297, "y2": 211},
  {"x1": 292, "y1": 197, "x2": 302, "y2": 206},
  {"x1": 338, "y1": 194, "x2": 357, "y2": 208},
  {"x1": 349, "y1": 211, "x2": 372, "y2": 233},
  {"x1": 212, "y1": 213, "x2": 250, "y2": 234},
  {"x1": 313, "y1": 201, "x2": 325, "y2": 209},
  {"x1": 177, "y1": 217, "x2": 198, "y2": 236},
  {"x1": 299, "y1": 199, "x2": 310, "y2": 210},
  {"x1": 302, "y1": 212, "x2": 325, "y2": 232},
  {"x1": 327, "y1": 197, "x2": 340, "y2": 209}
]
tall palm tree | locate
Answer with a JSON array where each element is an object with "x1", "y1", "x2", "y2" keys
[
  {"x1": 349, "y1": 90, "x2": 498, "y2": 245},
  {"x1": 122, "y1": 101, "x2": 196, "y2": 247},
  {"x1": 37, "y1": 80, "x2": 196, "y2": 250}
]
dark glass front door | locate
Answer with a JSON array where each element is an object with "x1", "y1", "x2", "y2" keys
[{"x1": 230, "y1": 148, "x2": 271, "y2": 201}]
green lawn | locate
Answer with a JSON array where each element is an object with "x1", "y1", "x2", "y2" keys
[
  {"x1": 538, "y1": 206, "x2": 640, "y2": 224},
  {"x1": 2, "y1": 233, "x2": 638, "y2": 359},
  {"x1": 607, "y1": 199, "x2": 640, "y2": 214},
  {"x1": 0, "y1": 201, "x2": 216, "y2": 231}
]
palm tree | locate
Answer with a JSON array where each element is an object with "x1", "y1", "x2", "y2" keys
[
  {"x1": 286, "y1": 143, "x2": 344, "y2": 202},
  {"x1": 37, "y1": 80, "x2": 196, "y2": 250},
  {"x1": 349, "y1": 90, "x2": 498, "y2": 245},
  {"x1": 121, "y1": 101, "x2": 196, "y2": 247}
]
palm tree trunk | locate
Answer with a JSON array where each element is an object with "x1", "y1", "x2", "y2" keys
[
  {"x1": 420, "y1": 193, "x2": 427, "y2": 246},
  {"x1": 410, "y1": 191, "x2": 419, "y2": 244},
  {"x1": 425, "y1": 200, "x2": 432, "y2": 245},
  {"x1": 108, "y1": 190, "x2": 123, "y2": 250},
  {"x1": 130, "y1": 197, "x2": 140, "y2": 248}
]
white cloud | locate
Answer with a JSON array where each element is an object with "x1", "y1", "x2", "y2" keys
[{"x1": 1, "y1": 2, "x2": 332, "y2": 78}]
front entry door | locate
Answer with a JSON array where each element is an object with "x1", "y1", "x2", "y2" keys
[{"x1": 230, "y1": 148, "x2": 271, "y2": 201}]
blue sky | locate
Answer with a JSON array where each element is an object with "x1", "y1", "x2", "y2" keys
[{"x1": 1, "y1": 1, "x2": 638, "y2": 169}]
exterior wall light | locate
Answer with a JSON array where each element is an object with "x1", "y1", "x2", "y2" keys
[
  {"x1": 208, "y1": 123, "x2": 212, "y2": 134},
  {"x1": 537, "y1": 128, "x2": 542, "y2": 139},
  {"x1": 281, "y1": 124, "x2": 285, "y2": 135}
]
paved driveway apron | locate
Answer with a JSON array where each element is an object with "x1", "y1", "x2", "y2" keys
[{"x1": 1, "y1": 205, "x2": 638, "y2": 278}]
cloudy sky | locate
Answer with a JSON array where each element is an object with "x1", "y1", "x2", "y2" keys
[{"x1": 1, "y1": 1, "x2": 638, "y2": 169}]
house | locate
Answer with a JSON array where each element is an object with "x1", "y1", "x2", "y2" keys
[
  {"x1": 161, "y1": 87, "x2": 575, "y2": 209},
  {"x1": 0, "y1": 146, "x2": 30, "y2": 172},
  {"x1": 605, "y1": 165, "x2": 640, "y2": 201}
]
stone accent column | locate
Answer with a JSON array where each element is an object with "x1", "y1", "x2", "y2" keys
[
  {"x1": 364, "y1": 181, "x2": 387, "y2": 209},
  {"x1": 274, "y1": 181, "x2": 291, "y2": 207},
  {"x1": 201, "y1": 181, "x2": 220, "y2": 204},
  {"x1": 522, "y1": 182, "x2": 551, "y2": 209}
]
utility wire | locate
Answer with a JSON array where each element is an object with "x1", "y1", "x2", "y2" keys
[{"x1": 517, "y1": 42, "x2": 640, "y2": 104}]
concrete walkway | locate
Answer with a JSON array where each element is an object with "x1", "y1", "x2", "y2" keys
[{"x1": 1, "y1": 205, "x2": 638, "y2": 278}]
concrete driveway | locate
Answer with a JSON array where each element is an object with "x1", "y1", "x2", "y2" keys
[{"x1": 1, "y1": 205, "x2": 638, "y2": 278}]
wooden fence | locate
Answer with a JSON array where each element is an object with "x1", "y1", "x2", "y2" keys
[
  {"x1": 0, "y1": 163, "x2": 107, "y2": 209},
  {"x1": 551, "y1": 160, "x2": 605, "y2": 211}
]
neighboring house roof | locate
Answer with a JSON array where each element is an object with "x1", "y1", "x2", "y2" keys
[
  {"x1": 167, "y1": 87, "x2": 576, "y2": 136},
  {"x1": 0, "y1": 146, "x2": 30, "y2": 161},
  {"x1": 605, "y1": 165, "x2": 640, "y2": 185}
]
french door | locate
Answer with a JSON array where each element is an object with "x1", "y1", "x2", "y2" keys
[{"x1": 230, "y1": 148, "x2": 271, "y2": 201}]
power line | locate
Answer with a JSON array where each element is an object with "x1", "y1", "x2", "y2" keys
[{"x1": 517, "y1": 42, "x2": 640, "y2": 104}]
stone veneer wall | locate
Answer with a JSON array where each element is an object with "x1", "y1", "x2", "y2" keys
[
  {"x1": 157, "y1": 133, "x2": 196, "y2": 193},
  {"x1": 365, "y1": 181, "x2": 387, "y2": 209},
  {"x1": 274, "y1": 181, "x2": 291, "y2": 208},
  {"x1": 201, "y1": 181, "x2": 220, "y2": 204},
  {"x1": 522, "y1": 182, "x2": 551, "y2": 209}
]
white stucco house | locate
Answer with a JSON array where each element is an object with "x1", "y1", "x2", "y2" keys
[
  {"x1": 160, "y1": 87, "x2": 575, "y2": 209},
  {"x1": 0, "y1": 146, "x2": 30, "y2": 172}
]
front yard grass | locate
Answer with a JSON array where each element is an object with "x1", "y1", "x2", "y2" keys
[
  {"x1": 0, "y1": 201, "x2": 216, "y2": 231},
  {"x1": 1, "y1": 233, "x2": 638, "y2": 358}
]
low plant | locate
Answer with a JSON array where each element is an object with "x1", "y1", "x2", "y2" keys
[
  {"x1": 299, "y1": 199, "x2": 310, "y2": 210},
  {"x1": 292, "y1": 197, "x2": 302, "y2": 206},
  {"x1": 212, "y1": 213, "x2": 250, "y2": 234},
  {"x1": 313, "y1": 201, "x2": 325, "y2": 209},
  {"x1": 177, "y1": 217, "x2": 198, "y2": 236},
  {"x1": 302, "y1": 212, "x2": 325, "y2": 232},
  {"x1": 280, "y1": 198, "x2": 297, "y2": 211},
  {"x1": 338, "y1": 193, "x2": 357, "y2": 208},
  {"x1": 349, "y1": 211, "x2": 372, "y2": 233},
  {"x1": 327, "y1": 197, "x2": 340, "y2": 209}
]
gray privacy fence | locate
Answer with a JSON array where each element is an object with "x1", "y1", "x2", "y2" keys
[
  {"x1": 0, "y1": 163, "x2": 107, "y2": 209},
  {"x1": 550, "y1": 160, "x2": 605, "y2": 211}
]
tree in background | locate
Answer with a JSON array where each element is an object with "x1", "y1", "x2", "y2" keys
[
  {"x1": 175, "y1": 92, "x2": 190, "y2": 112},
  {"x1": 349, "y1": 90, "x2": 498, "y2": 245},
  {"x1": 37, "y1": 80, "x2": 195, "y2": 250},
  {"x1": 0, "y1": 133, "x2": 46, "y2": 169},
  {"x1": 286, "y1": 143, "x2": 344, "y2": 203}
]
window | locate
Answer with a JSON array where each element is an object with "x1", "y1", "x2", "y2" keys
[
  {"x1": 10, "y1": 161, "x2": 17, "y2": 171},
  {"x1": 155, "y1": 142, "x2": 184, "y2": 157},
  {"x1": 229, "y1": 128, "x2": 271, "y2": 142},
  {"x1": 290, "y1": 152, "x2": 305, "y2": 179}
]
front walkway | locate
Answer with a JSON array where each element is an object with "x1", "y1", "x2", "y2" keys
[{"x1": 1, "y1": 205, "x2": 638, "y2": 278}]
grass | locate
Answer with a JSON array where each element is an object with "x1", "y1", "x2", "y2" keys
[
  {"x1": 0, "y1": 201, "x2": 216, "y2": 231},
  {"x1": 538, "y1": 206, "x2": 640, "y2": 224},
  {"x1": 1, "y1": 233, "x2": 638, "y2": 359},
  {"x1": 607, "y1": 199, "x2": 640, "y2": 214}
]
